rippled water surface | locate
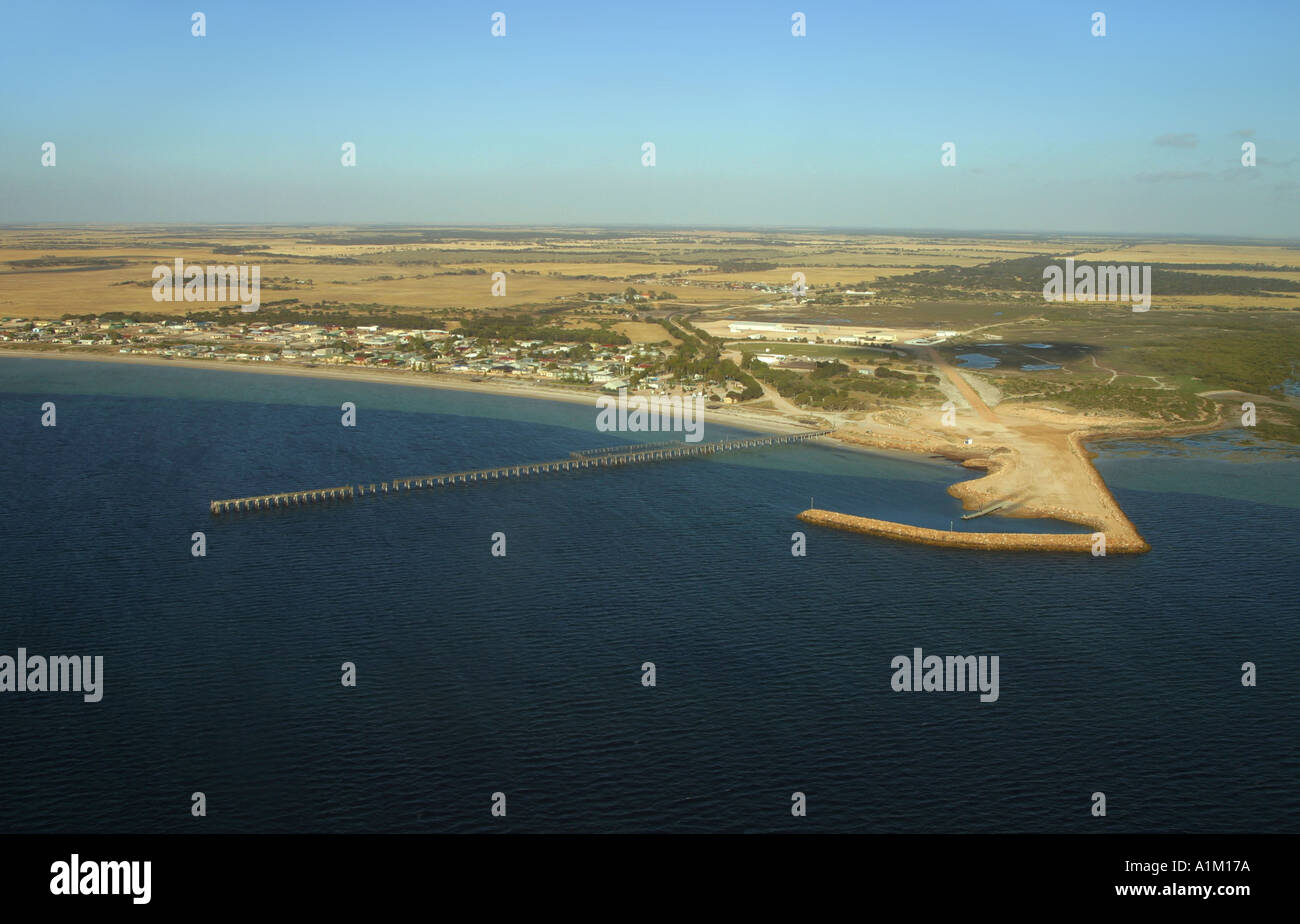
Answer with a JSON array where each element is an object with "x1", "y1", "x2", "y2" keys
[{"x1": 1, "y1": 358, "x2": 1297, "y2": 832}]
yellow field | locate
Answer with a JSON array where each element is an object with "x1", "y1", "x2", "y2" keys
[
  {"x1": 613, "y1": 321, "x2": 677, "y2": 344},
  {"x1": 2, "y1": 227, "x2": 1296, "y2": 320},
  {"x1": 1072, "y1": 244, "x2": 1300, "y2": 265}
]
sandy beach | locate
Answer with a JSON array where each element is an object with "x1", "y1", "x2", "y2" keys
[{"x1": 0, "y1": 348, "x2": 821, "y2": 437}]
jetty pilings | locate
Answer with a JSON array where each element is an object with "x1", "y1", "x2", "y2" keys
[{"x1": 210, "y1": 430, "x2": 831, "y2": 514}]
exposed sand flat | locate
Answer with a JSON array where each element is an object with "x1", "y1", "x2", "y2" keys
[
  {"x1": 814, "y1": 400, "x2": 1226, "y2": 553},
  {"x1": 800, "y1": 343, "x2": 1219, "y2": 552},
  {"x1": 805, "y1": 413, "x2": 1161, "y2": 554}
]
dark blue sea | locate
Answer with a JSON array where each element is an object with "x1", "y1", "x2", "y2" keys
[{"x1": 1, "y1": 357, "x2": 1297, "y2": 833}]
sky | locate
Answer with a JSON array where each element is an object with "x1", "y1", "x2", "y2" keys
[{"x1": 2, "y1": 0, "x2": 1298, "y2": 236}]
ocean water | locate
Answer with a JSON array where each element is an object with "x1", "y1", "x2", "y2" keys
[{"x1": 1, "y1": 357, "x2": 1297, "y2": 833}]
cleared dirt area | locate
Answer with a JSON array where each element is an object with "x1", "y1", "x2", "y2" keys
[{"x1": 812, "y1": 341, "x2": 1222, "y2": 551}]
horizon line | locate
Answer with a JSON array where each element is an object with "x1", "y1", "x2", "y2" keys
[{"x1": 1, "y1": 222, "x2": 1297, "y2": 245}]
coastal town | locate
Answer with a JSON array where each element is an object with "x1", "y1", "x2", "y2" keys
[
  {"x1": 0, "y1": 302, "x2": 1205, "y2": 556},
  {"x1": 0, "y1": 310, "x2": 942, "y2": 409},
  {"x1": 0, "y1": 313, "x2": 713, "y2": 396},
  {"x1": 1, "y1": 228, "x2": 1292, "y2": 559}
]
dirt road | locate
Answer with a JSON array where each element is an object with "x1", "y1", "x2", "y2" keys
[{"x1": 922, "y1": 346, "x2": 998, "y2": 423}]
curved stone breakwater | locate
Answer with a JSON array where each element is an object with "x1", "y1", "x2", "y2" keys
[
  {"x1": 796, "y1": 509, "x2": 1151, "y2": 554},
  {"x1": 820, "y1": 424, "x2": 1153, "y2": 554}
]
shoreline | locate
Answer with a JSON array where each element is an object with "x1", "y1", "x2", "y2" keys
[
  {"x1": 0, "y1": 348, "x2": 821, "y2": 438},
  {"x1": 2, "y1": 347, "x2": 1237, "y2": 555}
]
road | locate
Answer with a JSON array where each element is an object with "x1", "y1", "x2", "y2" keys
[{"x1": 921, "y1": 346, "x2": 998, "y2": 423}]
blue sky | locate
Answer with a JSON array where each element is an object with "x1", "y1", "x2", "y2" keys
[{"x1": 2, "y1": 0, "x2": 1297, "y2": 235}]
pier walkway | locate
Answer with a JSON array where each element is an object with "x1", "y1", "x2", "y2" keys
[
  {"x1": 960, "y1": 499, "x2": 1016, "y2": 520},
  {"x1": 571, "y1": 442, "x2": 684, "y2": 457},
  {"x1": 210, "y1": 430, "x2": 831, "y2": 514}
]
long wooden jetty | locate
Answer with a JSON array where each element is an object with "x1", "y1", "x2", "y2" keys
[
  {"x1": 572, "y1": 442, "x2": 683, "y2": 457},
  {"x1": 210, "y1": 430, "x2": 832, "y2": 514}
]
